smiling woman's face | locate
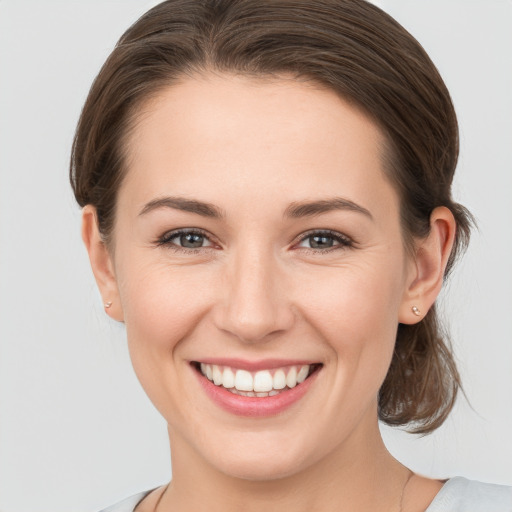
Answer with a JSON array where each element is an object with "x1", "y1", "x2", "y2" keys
[{"x1": 92, "y1": 73, "x2": 419, "y2": 480}]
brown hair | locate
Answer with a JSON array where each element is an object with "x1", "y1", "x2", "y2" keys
[{"x1": 70, "y1": 0, "x2": 473, "y2": 434}]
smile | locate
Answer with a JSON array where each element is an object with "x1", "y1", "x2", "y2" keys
[
  {"x1": 192, "y1": 360, "x2": 322, "y2": 417},
  {"x1": 197, "y1": 363, "x2": 319, "y2": 397}
]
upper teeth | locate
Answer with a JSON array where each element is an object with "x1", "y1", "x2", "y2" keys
[{"x1": 199, "y1": 363, "x2": 311, "y2": 393}]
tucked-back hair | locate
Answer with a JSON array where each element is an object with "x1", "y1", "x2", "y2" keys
[{"x1": 70, "y1": 0, "x2": 473, "y2": 434}]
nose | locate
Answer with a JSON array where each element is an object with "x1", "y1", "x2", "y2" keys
[{"x1": 213, "y1": 246, "x2": 295, "y2": 343}]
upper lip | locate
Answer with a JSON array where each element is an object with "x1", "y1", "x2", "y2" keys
[{"x1": 191, "y1": 358, "x2": 321, "y2": 372}]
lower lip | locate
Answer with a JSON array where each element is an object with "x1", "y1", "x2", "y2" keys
[{"x1": 194, "y1": 367, "x2": 320, "y2": 418}]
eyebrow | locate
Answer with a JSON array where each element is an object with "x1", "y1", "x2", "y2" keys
[
  {"x1": 284, "y1": 197, "x2": 373, "y2": 219},
  {"x1": 138, "y1": 195, "x2": 372, "y2": 220},
  {"x1": 139, "y1": 196, "x2": 224, "y2": 218}
]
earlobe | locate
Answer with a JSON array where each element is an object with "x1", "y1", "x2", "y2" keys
[
  {"x1": 399, "y1": 206, "x2": 456, "y2": 325},
  {"x1": 81, "y1": 205, "x2": 124, "y2": 322}
]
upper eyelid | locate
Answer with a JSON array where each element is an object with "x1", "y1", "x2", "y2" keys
[
  {"x1": 293, "y1": 229, "x2": 352, "y2": 244},
  {"x1": 157, "y1": 227, "x2": 216, "y2": 246}
]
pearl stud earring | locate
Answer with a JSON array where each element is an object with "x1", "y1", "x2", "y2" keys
[
  {"x1": 411, "y1": 305, "x2": 421, "y2": 316},
  {"x1": 104, "y1": 301, "x2": 113, "y2": 309}
]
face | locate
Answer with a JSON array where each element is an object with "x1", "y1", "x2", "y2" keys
[{"x1": 106, "y1": 74, "x2": 417, "y2": 480}]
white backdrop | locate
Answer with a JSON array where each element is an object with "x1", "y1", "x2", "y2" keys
[{"x1": 0, "y1": 1, "x2": 511, "y2": 511}]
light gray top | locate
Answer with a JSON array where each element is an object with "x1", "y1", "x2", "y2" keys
[
  {"x1": 99, "y1": 477, "x2": 512, "y2": 512},
  {"x1": 425, "y1": 477, "x2": 511, "y2": 511}
]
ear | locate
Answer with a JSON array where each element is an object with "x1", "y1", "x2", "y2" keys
[
  {"x1": 399, "y1": 206, "x2": 456, "y2": 325},
  {"x1": 81, "y1": 205, "x2": 124, "y2": 322}
]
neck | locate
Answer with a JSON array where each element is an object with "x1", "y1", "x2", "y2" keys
[{"x1": 160, "y1": 418, "x2": 409, "y2": 512}]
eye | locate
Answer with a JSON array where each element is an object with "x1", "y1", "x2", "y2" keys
[
  {"x1": 157, "y1": 229, "x2": 214, "y2": 250},
  {"x1": 296, "y1": 230, "x2": 353, "y2": 251}
]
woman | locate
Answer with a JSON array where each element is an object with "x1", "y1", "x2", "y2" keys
[{"x1": 70, "y1": 1, "x2": 511, "y2": 511}]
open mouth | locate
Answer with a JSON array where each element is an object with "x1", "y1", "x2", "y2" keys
[{"x1": 192, "y1": 361, "x2": 322, "y2": 398}]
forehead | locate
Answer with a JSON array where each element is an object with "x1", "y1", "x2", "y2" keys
[{"x1": 120, "y1": 73, "x2": 396, "y2": 216}]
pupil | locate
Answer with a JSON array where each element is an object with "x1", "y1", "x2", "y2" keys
[
  {"x1": 181, "y1": 233, "x2": 204, "y2": 248},
  {"x1": 310, "y1": 235, "x2": 333, "y2": 248}
]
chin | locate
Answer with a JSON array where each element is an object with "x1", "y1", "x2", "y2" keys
[
  {"x1": 217, "y1": 454, "x2": 308, "y2": 482},
  {"x1": 199, "y1": 431, "x2": 317, "y2": 482}
]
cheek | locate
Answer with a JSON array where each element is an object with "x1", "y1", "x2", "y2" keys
[
  {"x1": 115, "y1": 258, "x2": 218, "y2": 418},
  {"x1": 295, "y1": 260, "x2": 405, "y2": 385},
  {"x1": 118, "y1": 259, "x2": 214, "y2": 349},
  {"x1": 298, "y1": 260, "x2": 405, "y2": 337}
]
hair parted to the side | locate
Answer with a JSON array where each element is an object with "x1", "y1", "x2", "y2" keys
[{"x1": 70, "y1": 0, "x2": 473, "y2": 434}]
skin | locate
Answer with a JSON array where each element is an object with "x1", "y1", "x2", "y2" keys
[{"x1": 83, "y1": 73, "x2": 456, "y2": 512}]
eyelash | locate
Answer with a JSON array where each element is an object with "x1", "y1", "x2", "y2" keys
[
  {"x1": 294, "y1": 229, "x2": 354, "y2": 254},
  {"x1": 156, "y1": 228, "x2": 215, "y2": 254},
  {"x1": 155, "y1": 228, "x2": 354, "y2": 254}
]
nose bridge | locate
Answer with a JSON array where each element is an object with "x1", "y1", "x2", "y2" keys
[{"x1": 216, "y1": 242, "x2": 293, "y2": 343}]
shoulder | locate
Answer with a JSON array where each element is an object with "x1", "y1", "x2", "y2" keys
[
  {"x1": 97, "y1": 490, "x2": 152, "y2": 512},
  {"x1": 426, "y1": 477, "x2": 512, "y2": 512}
]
